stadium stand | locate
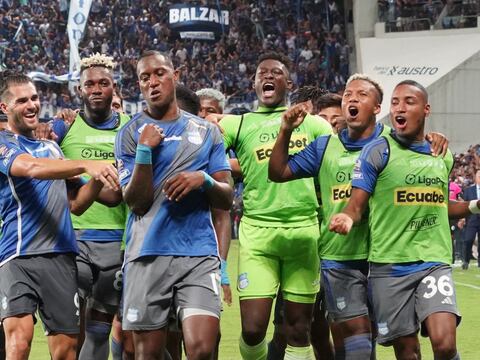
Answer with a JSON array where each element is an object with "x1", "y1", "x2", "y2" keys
[{"x1": 0, "y1": 0, "x2": 349, "y2": 114}]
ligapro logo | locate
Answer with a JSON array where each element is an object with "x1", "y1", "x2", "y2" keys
[{"x1": 373, "y1": 65, "x2": 439, "y2": 76}]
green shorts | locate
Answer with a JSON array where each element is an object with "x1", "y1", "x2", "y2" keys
[{"x1": 237, "y1": 221, "x2": 320, "y2": 304}]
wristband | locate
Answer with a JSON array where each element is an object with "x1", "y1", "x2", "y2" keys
[
  {"x1": 220, "y1": 258, "x2": 230, "y2": 285},
  {"x1": 135, "y1": 144, "x2": 152, "y2": 164},
  {"x1": 202, "y1": 171, "x2": 215, "y2": 189},
  {"x1": 469, "y1": 200, "x2": 480, "y2": 214}
]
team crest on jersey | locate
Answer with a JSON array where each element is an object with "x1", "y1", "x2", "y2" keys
[
  {"x1": 187, "y1": 130, "x2": 202, "y2": 145},
  {"x1": 238, "y1": 273, "x2": 249, "y2": 290},
  {"x1": 1, "y1": 296, "x2": 7, "y2": 310},
  {"x1": 126, "y1": 308, "x2": 139, "y2": 322},
  {"x1": 378, "y1": 322, "x2": 389, "y2": 335},
  {"x1": 336, "y1": 297, "x2": 346, "y2": 310}
]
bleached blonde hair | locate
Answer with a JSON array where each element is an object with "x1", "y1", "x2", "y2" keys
[
  {"x1": 346, "y1": 73, "x2": 384, "y2": 103},
  {"x1": 80, "y1": 53, "x2": 116, "y2": 73}
]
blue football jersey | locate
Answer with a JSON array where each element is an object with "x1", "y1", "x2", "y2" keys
[
  {"x1": 0, "y1": 130, "x2": 78, "y2": 265},
  {"x1": 115, "y1": 111, "x2": 230, "y2": 263}
]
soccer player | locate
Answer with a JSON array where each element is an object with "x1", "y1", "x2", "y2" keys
[
  {"x1": 0, "y1": 71, "x2": 118, "y2": 360},
  {"x1": 267, "y1": 85, "x2": 335, "y2": 360},
  {"x1": 315, "y1": 93, "x2": 346, "y2": 134},
  {"x1": 329, "y1": 80, "x2": 471, "y2": 360},
  {"x1": 196, "y1": 88, "x2": 226, "y2": 119},
  {"x1": 49, "y1": 54, "x2": 129, "y2": 360},
  {"x1": 269, "y1": 75, "x2": 388, "y2": 359},
  {"x1": 115, "y1": 50, "x2": 233, "y2": 360},
  {"x1": 221, "y1": 52, "x2": 332, "y2": 360}
]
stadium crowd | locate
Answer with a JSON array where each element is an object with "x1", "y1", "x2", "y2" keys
[
  {"x1": 378, "y1": 0, "x2": 479, "y2": 32},
  {"x1": 0, "y1": 0, "x2": 349, "y2": 112}
]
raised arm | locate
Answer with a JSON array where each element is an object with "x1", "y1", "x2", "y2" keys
[{"x1": 269, "y1": 102, "x2": 311, "y2": 182}]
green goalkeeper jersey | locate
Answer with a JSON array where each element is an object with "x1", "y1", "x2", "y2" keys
[{"x1": 221, "y1": 105, "x2": 332, "y2": 227}]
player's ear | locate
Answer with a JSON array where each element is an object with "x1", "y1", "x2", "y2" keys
[
  {"x1": 286, "y1": 79, "x2": 293, "y2": 91},
  {"x1": 424, "y1": 103, "x2": 431, "y2": 118},
  {"x1": 373, "y1": 103, "x2": 381, "y2": 115}
]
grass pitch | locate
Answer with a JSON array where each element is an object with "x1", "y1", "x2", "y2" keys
[{"x1": 29, "y1": 240, "x2": 480, "y2": 359}]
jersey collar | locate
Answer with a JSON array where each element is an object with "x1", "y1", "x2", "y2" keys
[{"x1": 255, "y1": 105, "x2": 288, "y2": 113}]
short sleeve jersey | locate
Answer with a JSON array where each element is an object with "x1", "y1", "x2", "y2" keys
[
  {"x1": 0, "y1": 130, "x2": 77, "y2": 266},
  {"x1": 221, "y1": 105, "x2": 332, "y2": 227},
  {"x1": 115, "y1": 111, "x2": 230, "y2": 263}
]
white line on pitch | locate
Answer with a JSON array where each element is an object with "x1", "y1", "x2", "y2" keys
[{"x1": 456, "y1": 281, "x2": 480, "y2": 290}]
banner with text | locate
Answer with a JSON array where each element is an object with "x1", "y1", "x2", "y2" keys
[
  {"x1": 67, "y1": 0, "x2": 93, "y2": 74},
  {"x1": 168, "y1": 4, "x2": 229, "y2": 41},
  {"x1": 359, "y1": 33, "x2": 480, "y2": 121}
]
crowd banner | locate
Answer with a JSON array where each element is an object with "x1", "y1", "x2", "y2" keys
[
  {"x1": 168, "y1": 4, "x2": 229, "y2": 41},
  {"x1": 67, "y1": 0, "x2": 93, "y2": 74}
]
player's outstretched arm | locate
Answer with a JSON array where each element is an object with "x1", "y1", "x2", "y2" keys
[
  {"x1": 123, "y1": 124, "x2": 164, "y2": 216},
  {"x1": 68, "y1": 180, "x2": 123, "y2": 215},
  {"x1": 329, "y1": 188, "x2": 370, "y2": 235},
  {"x1": 10, "y1": 154, "x2": 119, "y2": 190},
  {"x1": 268, "y1": 102, "x2": 311, "y2": 182},
  {"x1": 425, "y1": 132, "x2": 448, "y2": 157},
  {"x1": 448, "y1": 199, "x2": 480, "y2": 219}
]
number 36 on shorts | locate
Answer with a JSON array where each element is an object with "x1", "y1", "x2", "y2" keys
[{"x1": 421, "y1": 274, "x2": 454, "y2": 299}]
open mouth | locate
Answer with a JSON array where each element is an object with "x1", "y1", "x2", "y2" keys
[
  {"x1": 395, "y1": 115, "x2": 407, "y2": 128},
  {"x1": 348, "y1": 106, "x2": 359, "y2": 117},
  {"x1": 24, "y1": 112, "x2": 37, "y2": 120},
  {"x1": 150, "y1": 90, "x2": 161, "y2": 97},
  {"x1": 262, "y1": 83, "x2": 275, "y2": 97}
]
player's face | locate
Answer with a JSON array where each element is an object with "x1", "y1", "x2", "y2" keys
[
  {"x1": 0, "y1": 82, "x2": 40, "y2": 137},
  {"x1": 254, "y1": 59, "x2": 292, "y2": 108},
  {"x1": 199, "y1": 97, "x2": 222, "y2": 119},
  {"x1": 390, "y1": 84, "x2": 429, "y2": 141},
  {"x1": 79, "y1": 67, "x2": 114, "y2": 114},
  {"x1": 342, "y1": 80, "x2": 380, "y2": 133},
  {"x1": 318, "y1": 106, "x2": 345, "y2": 134},
  {"x1": 137, "y1": 54, "x2": 178, "y2": 111},
  {"x1": 111, "y1": 95, "x2": 124, "y2": 113}
]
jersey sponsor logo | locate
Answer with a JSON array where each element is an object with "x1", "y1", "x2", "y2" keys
[
  {"x1": 238, "y1": 272, "x2": 249, "y2": 290},
  {"x1": 0, "y1": 145, "x2": 8, "y2": 157},
  {"x1": 81, "y1": 148, "x2": 115, "y2": 160},
  {"x1": 258, "y1": 127, "x2": 301, "y2": 143},
  {"x1": 119, "y1": 169, "x2": 131, "y2": 181},
  {"x1": 352, "y1": 159, "x2": 363, "y2": 180},
  {"x1": 406, "y1": 214, "x2": 439, "y2": 231},
  {"x1": 2, "y1": 148, "x2": 16, "y2": 166},
  {"x1": 253, "y1": 134, "x2": 308, "y2": 163},
  {"x1": 409, "y1": 158, "x2": 446, "y2": 169},
  {"x1": 164, "y1": 135, "x2": 182, "y2": 142},
  {"x1": 85, "y1": 135, "x2": 116, "y2": 144},
  {"x1": 404, "y1": 174, "x2": 445, "y2": 186},
  {"x1": 394, "y1": 187, "x2": 446, "y2": 206},
  {"x1": 331, "y1": 184, "x2": 352, "y2": 203},
  {"x1": 335, "y1": 171, "x2": 352, "y2": 183}
]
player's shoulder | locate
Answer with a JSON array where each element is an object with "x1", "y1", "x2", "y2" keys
[
  {"x1": 362, "y1": 136, "x2": 389, "y2": 157},
  {"x1": 0, "y1": 129, "x2": 15, "y2": 143}
]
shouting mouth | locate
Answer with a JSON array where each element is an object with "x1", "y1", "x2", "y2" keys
[{"x1": 262, "y1": 83, "x2": 275, "y2": 97}]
